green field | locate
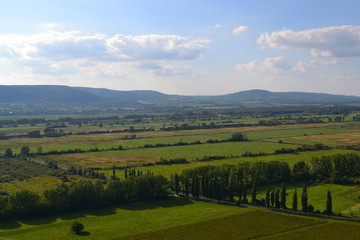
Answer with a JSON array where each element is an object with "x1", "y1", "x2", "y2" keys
[
  {"x1": 1, "y1": 118, "x2": 360, "y2": 239},
  {"x1": 0, "y1": 197, "x2": 358, "y2": 240}
]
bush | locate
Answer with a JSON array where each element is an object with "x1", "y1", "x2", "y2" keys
[
  {"x1": 229, "y1": 132, "x2": 248, "y2": 142},
  {"x1": 71, "y1": 221, "x2": 84, "y2": 234}
]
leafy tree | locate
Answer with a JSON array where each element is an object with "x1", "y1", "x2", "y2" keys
[
  {"x1": 301, "y1": 184, "x2": 308, "y2": 212},
  {"x1": 292, "y1": 190, "x2": 298, "y2": 211},
  {"x1": 325, "y1": 190, "x2": 332, "y2": 215},
  {"x1": 37, "y1": 146, "x2": 42, "y2": 155},
  {"x1": 8, "y1": 190, "x2": 40, "y2": 217},
  {"x1": 71, "y1": 221, "x2": 84, "y2": 234},
  {"x1": 4, "y1": 148, "x2": 13, "y2": 157},
  {"x1": 229, "y1": 132, "x2": 248, "y2": 142},
  {"x1": 20, "y1": 146, "x2": 30, "y2": 158}
]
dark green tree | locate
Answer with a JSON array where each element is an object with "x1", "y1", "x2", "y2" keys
[
  {"x1": 325, "y1": 190, "x2": 332, "y2": 215},
  {"x1": 265, "y1": 187, "x2": 270, "y2": 208},
  {"x1": 275, "y1": 189, "x2": 280, "y2": 208},
  {"x1": 237, "y1": 183, "x2": 243, "y2": 206},
  {"x1": 301, "y1": 184, "x2": 308, "y2": 212},
  {"x1": 242, "y1": 186, "x2": 247, "y2": 203},
  {"x1": 292, "y1": 190, "x2": 298, "y2": 211},
  {"x1": 270, "y1": 189, "x2": 275, "y2": 207},
  {"x1": 185, "y1": 177, "x2": 189, "y2": 197},
  {"x1": 280, "y1": 183, "x2": 287, "y2": 209},
  {"x1": 112, "y1": 165, "x2": 116, "y2": 180},
  {"x1": 20, "y1": 146, "x2": 30, "y2": 158},
  {"x1": 251, "y1": 180, "x2": 257, "y2": 204},
  {"x1": 4, "y1": 148, "x2": 13, "y2": 157},
  {"x1": 174, "y1": 173, "x2": 180, "y2": 195},
  {"x1": 229, "y1": 132, "x2": 248, "y2": 142}
]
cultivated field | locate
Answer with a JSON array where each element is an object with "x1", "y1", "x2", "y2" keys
[{"x1": 0, "y1": 197, "x2": 358, "y2": 240}]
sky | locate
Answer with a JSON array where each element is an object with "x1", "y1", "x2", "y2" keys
[{"x1": 0, "y1": 0, "x2": 360, "y2": 96}]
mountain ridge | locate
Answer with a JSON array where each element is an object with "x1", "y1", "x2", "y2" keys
[{"x1": 0, "y1": 85, "x2": 359, "y2": 106}]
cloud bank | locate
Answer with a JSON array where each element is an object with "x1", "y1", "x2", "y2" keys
[
  {"x1": 257, "y1": 25, "x2": 360, "y2": 57},
  {"x1": 0, "y1": 31, "x2": 210, "y2": 61},
  {"x1": 236, "y1": 56, "x2": 307, "y2": 74}
]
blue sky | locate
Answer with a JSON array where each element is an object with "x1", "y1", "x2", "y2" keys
[{"x1": 1, "y1": 0, "x2": 360, "y2": 95}]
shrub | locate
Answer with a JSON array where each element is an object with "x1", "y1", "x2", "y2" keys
[{"x1": 71, "y1": 221, "x2": 84, "y2": 234}]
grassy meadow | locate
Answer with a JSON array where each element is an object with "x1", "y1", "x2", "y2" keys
[{"x1": 0, "y1": 197, "x2": 358, "y2": 240}]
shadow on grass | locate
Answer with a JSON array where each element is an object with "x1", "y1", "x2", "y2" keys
[
  {"x1": 59, "y1": 212, "x2": 87, "y2": 221},
  {"x1": 76, "y1": 231, "x2": 90, "y2": 236},
  {"x1": 0, "y1": 220, "x2": 21, "y2": 230},
  {"x1": 0, "y1": 197, "x2": 192, "y2": 231},
  {"x1": 85, "y1": 206, "x2": 117, "y2": 216},
  {"x1": 120, "y1": 196, "x2": 193, "y2": 211},
  {"x1": 20, "y1": 215, "x2": 57, "y2": 226}
]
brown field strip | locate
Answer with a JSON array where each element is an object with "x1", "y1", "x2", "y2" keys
[{"x1": 293, "y1": 130, "x2": 360, "y2": 145}]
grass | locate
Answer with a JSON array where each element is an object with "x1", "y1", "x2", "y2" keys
[
  {"x1": 2, "y1": 121, "x2": 360, "y2": 154},
  {"x1": 37, "y1": 141, "x2": 289, "y2": 168},
  {"x1": 0, "y1": 197, "x2": 358, "y2": 240},
  {"x1": 0, "y1": 197, "x2": 254, "y2": 240},
  {"x1": 118, "y1": 211, "x2": 326, "y2": 240}
]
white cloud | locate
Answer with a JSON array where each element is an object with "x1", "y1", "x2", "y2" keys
[
  {"x1": 107, "y1": 34, "x2": 209, "y2": 60},
  {"x1": 150, "y1": 65, "x2": 196, "y2": 76},
  {"x1": 0, "y1": 31, "x2": 210, "y2": 61},
  {"x1": 207, "y1": 24, "x2": 226, "y2": 29},
  {"x1": 257, "y1": 25, "x2": 360, "y2": 57},
  {"x1": 236, "y1": 56, "x2": 308, "y2": 74},
  {"x1": 232, "y1": 26, "x2": 249, "y2": 35}
]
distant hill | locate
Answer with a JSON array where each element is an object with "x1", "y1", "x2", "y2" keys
[
  {"x1": 0, "y1": 85, "x2": 359, "y2": 107},
  {"x1": 219, "y1": 89, "x2": 360, "y2": 104},
  {"x1": 0, "y1": 85, "x2": 102, "y2": 104}
]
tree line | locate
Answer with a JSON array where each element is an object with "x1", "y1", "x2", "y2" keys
[
  {"x1": 0, "y1": 173, "x2": 169, "y2": 221},
  {"x1": 172, "y1": 153, "x2": 359, "y2": 212}
]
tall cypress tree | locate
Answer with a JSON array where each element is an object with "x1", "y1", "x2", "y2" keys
[
  {"x1": 301, "y1": 184, "x2": 308, "y2": 212},
  {"x1": 238, "y1": 183, "x2": 243, "y2": 206},
  {"x1": 251, "y1": 180, "x2": 257, "y2": 204},
  {"x1": 275, "y1": 189, "x2": 280, "y2": 208},
  {"x1": 174, "y1": 173, "x2": 179, "y2": 195},
  {"x1": 242, "y1": 186, "x2": 247, "y2": 203},
  {"x1": 292, "y1": 190, "x2": 298, "y2": 211},
  {"x1": 185, "y1": 177, "x2": 189, "y2": 197},
  {"x1": 195, "y1": 176, "x2": 200, "y2": 198},
  {"x1": 112, "y1": 165, "x2": 116, "y2": 180},
  {"x1": 265, "y1": 187, "x2": 270, "y2": 208},
  {"x1": 270, "y1": 189, "x2": 275, "y2": 207},
  {"x1": 228, "y1": 170, "x2": 236, "y2": 201},
  {"x1": 191, "y1": 175, "x2": 196, "y2": 198},
  {"x1": 326, "y1": 190, "x2": 332, "y2": 215},
  {"x1": 280, "y1": 183, "x2": 287, "y2": 209}
]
